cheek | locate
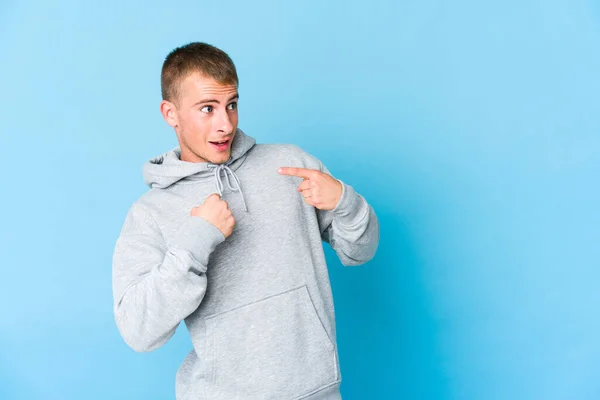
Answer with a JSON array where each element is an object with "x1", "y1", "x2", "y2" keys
[
  {"x1": 230, "y1": 111, "x2": 239, "y2": 126},
  {"x1": 178, "y1": 113, "x2": 190, "y2": 130},
  {"x1": 184, "y1": 113, "x2": 210, "y2": 138}
]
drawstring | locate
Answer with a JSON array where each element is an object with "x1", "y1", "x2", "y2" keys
[{"x1": 207, "y1": 164, "x2": 248, "y2": 212}]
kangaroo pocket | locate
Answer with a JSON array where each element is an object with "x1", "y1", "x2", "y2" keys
[{"x1": 204, "y1": 284, "x2": 338, "y2": 399}]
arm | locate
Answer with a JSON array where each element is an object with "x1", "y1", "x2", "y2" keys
[
  {"x1": 316, "y1": 162, "x2": 380, "y2": 266},
  {"x1": 112, "y1": 202, "x2": 225, "y2": 352}
]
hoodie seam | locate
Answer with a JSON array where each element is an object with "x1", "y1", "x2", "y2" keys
[
  {"x1": 138, "y1": 204, "x2": 197, "y2": 282},
  {"x1": 141, "y1": 203, "x2": 167, "y2": 245}
]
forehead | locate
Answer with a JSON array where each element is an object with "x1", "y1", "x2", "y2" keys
[{"x1": 179, "y1": 72, "x2": 238, "y2": 100}]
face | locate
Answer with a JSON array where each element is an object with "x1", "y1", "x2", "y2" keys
[{"x1": 160, "y1": 72, "x2": 239, "y2": 164}]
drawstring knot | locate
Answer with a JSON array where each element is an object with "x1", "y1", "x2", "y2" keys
[{"x1": 207, "y1": 164, "x2": 248, "y2": 212}]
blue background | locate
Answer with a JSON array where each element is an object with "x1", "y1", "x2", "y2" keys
[{"x1": 1, "y1": 1, "x2": 599, "y2": 399}]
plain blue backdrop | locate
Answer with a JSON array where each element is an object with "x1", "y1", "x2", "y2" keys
[{"x1": 1, "y1": 1, "x2": 599, "y2": 399}]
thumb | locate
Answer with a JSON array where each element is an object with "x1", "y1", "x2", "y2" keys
[{"x1": 207, "y1": 193, "x2": 221, "y2": 201}]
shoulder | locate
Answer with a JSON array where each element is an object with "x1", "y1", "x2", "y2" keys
[
  {"x1": 117, "y1": 189, "x2": 165, "y2": 229},
  {"x1": 251, "y1": 143, "x2": 322, "y2": 170}
]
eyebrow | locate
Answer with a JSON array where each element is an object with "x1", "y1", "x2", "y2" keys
[{"x1": 193, "y1": 93, "x2": 239, "y2": 107}]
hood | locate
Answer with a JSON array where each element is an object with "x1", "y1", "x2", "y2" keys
[
  {"x1": 143, "y1": 128, "x2": 256, "y2": 189},
  {"x1": 142, "y1": 128, "x2": 256, "y2": 211}
]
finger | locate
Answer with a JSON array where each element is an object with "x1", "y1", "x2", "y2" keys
[
  {"x1": 302, "y1": 191, "x2": 312, "y2": 199},
  {"x1": 278, "y1": 167, "x2": 318, "y2": 179},
  {"x1": 303, "y1": 196, "x2": 315, "y2": 207},
  {"x1": 297, "y1": 180, "x2": 311, "y2": 192}
]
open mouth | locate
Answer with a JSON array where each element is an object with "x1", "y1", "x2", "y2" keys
[{"x1": 209, "y1": 139, "x2": 230, "y2": 151}]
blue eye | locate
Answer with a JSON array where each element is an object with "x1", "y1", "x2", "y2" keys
[
  {"x1": 227, "y1": 102, "x2": 238, "y2": 110},
  {"x1": 201, "y1": 106, "x2": 213, "y2": 113}
]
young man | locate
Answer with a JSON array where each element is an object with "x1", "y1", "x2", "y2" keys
[{"x1": 112, "y1": 42, "x2": 379, "y2": 400}]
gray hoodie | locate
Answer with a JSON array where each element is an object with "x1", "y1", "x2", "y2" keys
[{"x1": 112, "y1": 128, "x2": 380, "y2": 400}]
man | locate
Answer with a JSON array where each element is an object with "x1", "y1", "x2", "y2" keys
[{"x1": 112, "y1": 41, "x2": 379, "y2": 400}]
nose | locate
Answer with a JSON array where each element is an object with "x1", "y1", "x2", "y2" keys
[{"x1": 217, "y1": 109, "x2": 233, "y2": 134}]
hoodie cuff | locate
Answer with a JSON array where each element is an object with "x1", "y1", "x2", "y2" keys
[
  {"x1": 331, "y1": 179, "x2": 368, "y2": 224},
  {"x1": 170, "y1": 215, "x2": 226, "y2": 271}
]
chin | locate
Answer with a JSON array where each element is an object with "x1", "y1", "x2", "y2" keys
[{"x1": 211, "y1": 152, "x2": 231, "y2": 164}]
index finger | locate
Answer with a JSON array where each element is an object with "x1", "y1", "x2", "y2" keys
[{"x1": 277, "y1": 167, "x2": 318, "y2": 179}]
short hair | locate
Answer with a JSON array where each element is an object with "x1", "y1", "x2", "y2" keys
[{"x1": 161, "y1": 42, "x2": 238, "y2": 104}]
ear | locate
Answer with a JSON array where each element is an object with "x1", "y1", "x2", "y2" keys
[{"x1": 160, "y1": 100, "x2": 178, "y2": 128}]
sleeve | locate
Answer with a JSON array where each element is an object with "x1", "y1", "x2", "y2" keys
[
  {"x1": 112, "y1": 202, "x2": 225, "y2": 352},
  {"x1": 316, "y1": 161, "x2": 380, "y2": 266}
]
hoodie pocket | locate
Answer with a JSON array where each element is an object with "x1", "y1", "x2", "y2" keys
[{"x1": 204, "y1": 285, "x2": 338, "y2": 399}]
